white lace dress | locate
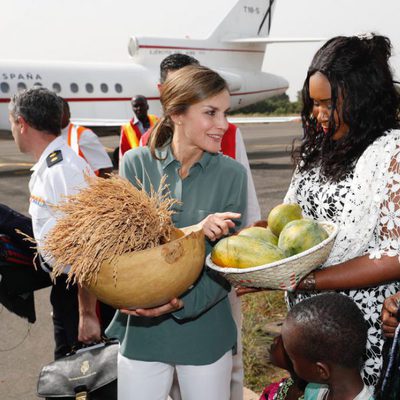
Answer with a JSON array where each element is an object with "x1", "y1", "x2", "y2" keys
[{"x1": 284, "y1": 130, "x2": 400, "y2": 389}]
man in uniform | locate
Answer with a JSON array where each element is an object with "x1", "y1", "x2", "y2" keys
[
  {"x1": 60, "y1": 98, "x2": 113, "y2": 178},
  {"x1": 118, "y1": 95, "x2": 158, "y2": 164},
  {"x1": 8, "y1": 87, "x2": 101, "y2": 359}
]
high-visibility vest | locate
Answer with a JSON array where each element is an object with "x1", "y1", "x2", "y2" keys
[
  {"x1": 67, "y1": 123, "x2": 102, "y2": 176},
  {"x1": 67, "y1": 123, "x2": 87, "y2": 161},
  {"x1": 120, "y1": 115, "x2": 158, "y2": 156},
  {"x1": 140, "y1": 121, "x2": 237, "y2": 160},
  {"x1": 221, "y1": 123, "x2": 237, "y2": 159}
]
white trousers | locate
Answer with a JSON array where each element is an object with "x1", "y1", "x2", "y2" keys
[
  {"x1": 118, "y1": 350, "x2": 233, "y2": 400},
  {"x1": 169, "y1": 289, "x2": 244, "y2": 400},
  {"x1": 229, "y1": 289, "x2": 244, "y2": 400}
]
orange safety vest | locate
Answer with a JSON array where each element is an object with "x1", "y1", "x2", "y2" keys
[
  {"x1": 67, "y1": 123, "x2": 101, "y2": 176},
  {"x1": 221, "y1": 123, "x2": 237, "y2": 159},
  {"x1": 67, "y1": 123, "x2": 87, "y2": 161},
  {"x1": 120, "y1": 115, "x2": 158, "y2": 157}
]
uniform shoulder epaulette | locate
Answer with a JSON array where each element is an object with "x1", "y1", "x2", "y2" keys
[{"x1": 46, "y1": 150, "x2": 63, "y2": 167}]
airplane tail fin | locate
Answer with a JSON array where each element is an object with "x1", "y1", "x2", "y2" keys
[
  {"x1": 209, "y1": 0, "x2": 277, "y2": 41},
  {"x1": 207, "y1": 0, "x2": 324, "y2": 62},
  {"x1": 128, "y1": 1, "x2": 278, "y2": 71}
]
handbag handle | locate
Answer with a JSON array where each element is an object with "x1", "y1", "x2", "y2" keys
[{"x1": 68, "y1": 336, "x2": 117, "y2": 356}]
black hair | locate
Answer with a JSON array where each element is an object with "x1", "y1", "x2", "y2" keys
[
  {"x1": 287, "y1": 293, "x2": 368, "y2": 369},
  {"x1": 293, "y1": 34, "x2": 400, "y2": 182},
  {"x1": 60, "y1": 96, "x2": 69, "y2": 111},
  {"x1": 59, "y1": 96, "x2": 71, "y2": 129},
  {"x1": 131, "y1": 95, "x2": 148, "y2": 105},
  {"x1": 159, "y1": 53, "x2": 200, "y2": 83},
  {"x1": 8, "y1": 87, "x2": 63, "y2": 135}
]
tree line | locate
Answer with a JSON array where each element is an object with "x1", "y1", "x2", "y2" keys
[{"x1": 230, "y1": 93, "x2": 302, "y2": 116}]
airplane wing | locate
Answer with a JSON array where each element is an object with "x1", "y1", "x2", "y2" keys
[
  {"x1": 71, "y1": 118, "x2": 130, "y2": 127},
  {"x1": 72, "y1": 116, "x2": 300, "y2": 129},
  {"x1": 228, "y1": 116, "x2": 300, "y2": 124},
  {"x1": 224, "y1": 37, "x2": 325, "y2": 44}
]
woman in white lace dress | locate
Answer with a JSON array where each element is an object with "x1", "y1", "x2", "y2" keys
[{"x1": 285, "y1": 34, "x2": 400, "y2": 391}]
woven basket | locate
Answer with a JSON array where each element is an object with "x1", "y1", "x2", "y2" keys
[{"x1": 206, "y1": 221, "x2": 338, "y2": 292}]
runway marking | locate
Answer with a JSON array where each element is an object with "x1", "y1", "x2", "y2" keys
[
  {"x1": 249, "y1": 143, "x2": 293, "y2": 149},
  {"x1": 0, "y1": 162, "x2": 33, "y2": 168}
]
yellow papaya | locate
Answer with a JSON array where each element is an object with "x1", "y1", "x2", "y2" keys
[
  {"x1": 238, "y1": 226, "x2": 278, "y2": 246},
  {"x1": 278, "y1": 219, "x2": 328, "y2": 256},
  {"x1": 211, "y1": 235, "x2": 285, "y2": 269},
  {"x1": 267, "y1": 203, "x2": 303, "y2": 236}
]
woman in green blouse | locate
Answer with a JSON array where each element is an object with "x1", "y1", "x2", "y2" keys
[{"x1": 106, "y1": 65, "x2": 248, "y2": 400}]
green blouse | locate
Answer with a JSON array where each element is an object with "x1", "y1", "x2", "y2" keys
[{"x1": 106, "y1": 145, "x2": 248, "y2": 365}]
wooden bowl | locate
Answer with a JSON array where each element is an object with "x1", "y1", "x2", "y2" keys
[{"x1": 86, "y1": 224, "x2": 205, "y2": 309}]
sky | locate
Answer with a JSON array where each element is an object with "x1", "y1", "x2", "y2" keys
[
  {"x1": 266, "y1": 0, "x2": 400, "y2": 100},
  {"x1": 1, "y1": 0, "x2": 399, "y2": 101}
]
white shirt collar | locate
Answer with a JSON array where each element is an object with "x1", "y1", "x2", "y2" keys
[
  {"x1": 61, "y1": 123, "x2": 71, "y2": 136},
  {"x1": 131, "y1": 115, "x2": 140, "y2": 125},
  {"x1": 30, "y1": 135, "x2": 66, "y2": 172}
]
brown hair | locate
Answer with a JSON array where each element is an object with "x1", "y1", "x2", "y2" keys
[{"x1": 149, "y1": 65, "x2": 228, "y2": 158}]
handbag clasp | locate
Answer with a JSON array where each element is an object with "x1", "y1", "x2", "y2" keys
[{"x1": 75, "y1": 390, "x2": 88, "y2": 400}]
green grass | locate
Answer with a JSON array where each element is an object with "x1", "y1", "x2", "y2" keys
[{"x1": 242, "y1": 290, "x2": 289, "y2": 394}]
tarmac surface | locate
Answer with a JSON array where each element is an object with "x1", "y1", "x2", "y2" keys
[{"x1": 0, "y1": 121, "x2": 302, "y2": 399}]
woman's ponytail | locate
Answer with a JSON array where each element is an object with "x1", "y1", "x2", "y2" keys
[
  {"x1": 149, "y1": 116, "x2": 174, "y2": 159},
  {"x1": 361, "y1": 33, "x2": 392, "y2": 65}
]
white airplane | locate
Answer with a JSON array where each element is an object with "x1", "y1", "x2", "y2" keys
[{"x1": 0, "y1": 0, "x2": 317, "y2": 132}]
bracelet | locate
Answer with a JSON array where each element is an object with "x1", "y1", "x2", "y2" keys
[{"x1": 301, "y1": 272, "x2": 316, "y2": 291}]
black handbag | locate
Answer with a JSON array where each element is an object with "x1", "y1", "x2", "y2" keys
[
  {"x1": 37, "y1": 340, "x2": 118, "y2": 400},
  {"x1": 0, "y1": 234, "x2": 52, "y2": 323}
]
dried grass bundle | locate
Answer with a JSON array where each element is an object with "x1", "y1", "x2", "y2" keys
[{"x1": 42, "y1": 174, "x2": 178, "y2": 286}]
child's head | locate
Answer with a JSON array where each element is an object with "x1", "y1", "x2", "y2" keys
[{"x1": 281, "y1": 293, "x2": 368, "y2": 383}]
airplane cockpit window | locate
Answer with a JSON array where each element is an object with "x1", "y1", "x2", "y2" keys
[
  {"x1": 115, "y1": 83, "x2": 123, "y2": 93},
  {"x1": 52, "y1": 83, "x2": 61, "y2": 93},
  {"x1": 86, "y1": 83, "x2": 94, "y2": 93},
  {"x1": 70, "y1": 83, "x2": 79, "y2": 93},
  {"x1": 17, "y1": 82, "x2": 27, "y2": 92},
  {"x1": 100, "y1": 83, "x2": 108, "y2": 93},
  {"x1": 0, "y1": 82, "x2": 10, "y2": 93}
]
